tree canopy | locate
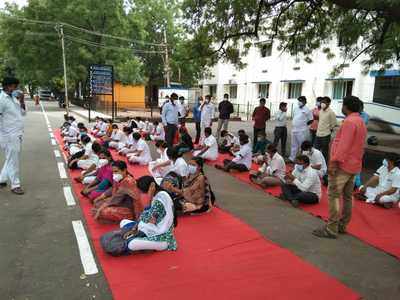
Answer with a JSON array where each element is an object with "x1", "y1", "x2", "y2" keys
[{"x1": 182, "y1": 0, "x2": 400, "y2": 74}]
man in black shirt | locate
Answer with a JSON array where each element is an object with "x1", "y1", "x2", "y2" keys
[{"x1": 217, "y1": 93, "x2": 234, "y2": 142}]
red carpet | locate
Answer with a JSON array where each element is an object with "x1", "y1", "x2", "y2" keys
[
  {"x1": 208, "y1": 154, "x2": 400, "y2": 259},
  {"x1": 55, "y1": 131, "x2": 359, "y2": 300}
]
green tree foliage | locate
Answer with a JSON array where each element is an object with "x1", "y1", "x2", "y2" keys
[{"x1": 182, "y1": 0, "x2": 400, "y2": 74}]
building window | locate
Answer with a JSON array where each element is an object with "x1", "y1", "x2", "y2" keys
[
  {"x1": 229, "y1": 85, "x2": 237, "y2": 99},
  {"x1": 288, "y1": 82, "x2": 302, "y2": 99},
  {"x1": 332, "y1": 80, "x2": 353, "y2": 100},
  {"x1": 373, "y1": 76, "x2": 400, "y2": 108},
  {"x1": 258, "y1": 83, "x2": 269, "y2": 98},
  {"x1": 259, "y1": 42, "x2": 272, "y2": 58},
  {"x1": 209, "y1": 85, "x2": 217, "y2": 97}
]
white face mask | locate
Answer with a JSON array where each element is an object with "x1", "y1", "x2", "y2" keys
[
  {"x1": 302, "y1": 150, "x2": 312, "y2": 156},
  {"x1": 321, "y1": 103, "x2": 328, "y2": 110},
  {"x1": 188, "y1": 165, "x2": 198, "y2": 175},
  {"x1": 113, "y1": 173, "x2": 123, "y2": 183}
]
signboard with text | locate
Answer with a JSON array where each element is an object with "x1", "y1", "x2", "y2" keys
[{"x1": 89, "y1": 64, "x2": 113, "y2": 96}]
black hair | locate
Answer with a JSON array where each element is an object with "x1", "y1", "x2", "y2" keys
[
  {"x1": 239, "y1": 134, "x2": 249, "y2": 144},
  {"x1": 153, "y1": 120, "x2": 159, "y2": 126},
  {"x1": 386, "y1": 153, "x2": 399, "y2": 164},
  {"x1": 298, "y1": 96, "x2": 307, "y2": 103},
  {"x1": 259, "y1": 98, "x2": 266, "y2": 104},
  {"x1": 170, "y1": 93, "x2": 178, "y2": 100},
  {"x1": 191, "y1": 156, "x2": 204, "y2": 174},
  {"x1": 2, "y1": 77, "x2": 19, "y2": 87},
  {"x1": 322, "y1": 96, "x2": 331, "y2": 105},
  {"x1": 296, "y1": 155, "x2": 310, "y2": 165},
  {"x1": 69, "y1": 116, "x2": 76, "y2": 121},
  {"x1": 359, "y1": 99, "x2": 364, "y2": 112},
  {"x1": 101, "y1": 149, "x2": 113, "y2": 161},
  {"x1": 166, "y1": 147, "x2": 181, "y2": 160},
  {"x1": 136, "y1": 117, "x2": 142, "y2": 122},
  {"x1": 80, "y1": 134, "x2": 91, "y2": 144},
  {"x1": 112, "y1": 124, "x2": 119, "y2": 129},
  {"x1": 343, "y1": 96, "x2": 361, "y2": 113},
  {"x1": 267, "y1": 143, "x2": 277, "y2": 153},
  {"x1": 316, "y1": 96, "x2": 324, "y2": 102},
  {"x1": 112, "y1": 160, "x2": 127, "y2": 171},
  {"x1": 92, "y1": 142, "x2": 102, "y2": 154},
  {"x1": 205, "y1": 95, "x2": 211, "y2": 100},
  {"x1": 179, "y1": 96, "x2": 185, "y2": 101},
  {"x1": 220, "y1": 130, "x2": 228, "y2": 137},
  {"x1": 204, "y1": 127, "x2": 212, "y2": 135},
  {"x1": 301, "y1": 140, "x2": 313, "y2": 151},
  {"x1": 238, "y1": 129, "x2": 246, "y2": 136},
  {"x1": 155, "y1": 140, "x2": 167, "y2": 149},
  {"x1": 132, "y1": 132, "x2": 141, "y2": 140},
  {"x1": 279, "y1": 102, "x2": 287, "y2": 109},
  {"x1": 223, "y1": 93, "x2": 229, "y2": 99},
  {"x1": 77, "y1": 122, "x2": 85, "y2": 129},
  {"x1": 123, "y1": 126, "x2": 133, "y2": 134}
]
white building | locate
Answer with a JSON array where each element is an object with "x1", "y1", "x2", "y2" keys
[{"x1": 201, "y1": 39, "x2": 400, "y2": 133}]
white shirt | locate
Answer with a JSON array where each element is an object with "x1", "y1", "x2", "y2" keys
[
  {"x1": 223, "y1": 133, "x2": 239, "y2": 146},
  {"x1": 232, "y1": 143, "x2": 252, "y2": 169},
  {"x1": 260, "y1": 152, "x2": 286, "y2": 181},
  {"x1": 111, "y1": 130, "x2": 123, "y2": 141},
  {"x1": 201, "y1": 103, "x2": 214, "y2": 126},
  {"x1": 172, "y1": 157, "x2": 189, "y2": 177},
  {"x1": 274, "y1": 110, "x2": 287, "y2": 127},
  {"x1": 292, "y1": 105, "x2": 313, "y2": 132},
  {"x1": 292, "y1": 166, "x2": 321, "y2": 197},
  {"x1": 178, "y1": 102, "x2": 188, "y2": 117},
  {"x1": 302, "y1": 148, "x2": 327, "y2": 177},
  {"x1": 203, "y1": 135, "x2": 218, "y2": 160},
  {"x1": 0, "y1": 91, "x2": 25, "y2": 140},
  {"x1": 68, "y1": 125, "x2": 80, "y2": 137},
  {"x1": 154, "y1": 124, "x2": 165, "y2": 139},
  {"x1": 375, "y1": 166, "x2": 400, "y2": 197},
  {"x1": 137, "y1": 120, "x2": 145, "y2": 130},
  {"x1": 136, "y1": 139, "x2": 152, "y2": 162}
]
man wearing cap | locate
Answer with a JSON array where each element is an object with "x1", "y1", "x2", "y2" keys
[{"x1": 0, "y1": 77, "x2": 26, "y2": 195}]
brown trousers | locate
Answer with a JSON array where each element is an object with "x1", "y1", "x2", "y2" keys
[{"x1": 327, "y1": 169, "x2": 355, "y2": 235}]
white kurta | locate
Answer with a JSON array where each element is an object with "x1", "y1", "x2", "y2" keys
[{"x1": 0, "y1": 91, "x2": 26, "y2": 188}]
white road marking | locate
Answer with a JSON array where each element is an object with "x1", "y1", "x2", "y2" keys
[
  {"x1": 72, "y1": 220, "x2": 99, "y2": 275},
  {"x1": 51, "y1": 139, "x2": 57, "y2": 146},
  {"x1": 57, "y1": 162, "x2": 68, "y2": 179},
  {"x1": 54, "y1": 150, "x2": 61, "y2": 158},
  {"x1": 63, "y1": 186, "x2": 76, "y2": 206}
]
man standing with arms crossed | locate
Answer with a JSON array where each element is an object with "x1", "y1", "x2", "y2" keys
[
  {"x1": 0, "y1": 77, "x2": 26, "y2": 195},
  {"x1": 216, "y1": 93, "x2": 234, "y2": 142},
  {"x1": 313, "y1": 96, "x2": 367, "y2": 239},
  {"x1": 161, "y1": 93, "x2": 179, "y2": 148}
]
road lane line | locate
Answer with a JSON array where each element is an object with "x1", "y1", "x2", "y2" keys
[
  {"x1": 54, "y1": 149, "x2": 61, "y2": 158},
  {"x1": 57, "y1": 162, "x2": 67, "y2": 179},
  {"x1": 63, "y1": 186, "x2": 76, "y2": 206},
  {"x1": 51, "y1": 139, "x2": 57, "y2": 146},
  {"x1": 72, "y1": 220, "x2": 99, "y2": 275}
]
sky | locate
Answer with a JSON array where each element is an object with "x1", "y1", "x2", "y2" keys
[{"x1": 0, "y1": 0, "x2": 28, "y2": 9}]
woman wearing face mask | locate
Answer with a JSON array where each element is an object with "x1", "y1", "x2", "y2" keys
[
  {"x1": 281, "y1": 155, "x2": 321, "y2": 207},
  {"x1": 148, "y1": 141, "x2": 172, "y2": 181},
  {"x1": 162, "y1": 157, "x2": 214, "y2": 214},
  {"x1": 80, "y1": 149, "x2": 114, "y2": 200},
  {"x1": 119, "y1": 176, "x2": 177, "y2": 252},
  {"x1": 92, "y1": 160, "x2": 143, "y2": 223}
]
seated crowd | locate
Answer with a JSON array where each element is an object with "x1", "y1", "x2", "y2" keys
[{"x1": 59, "y1": 100, "x2": 400, "y2": 255}]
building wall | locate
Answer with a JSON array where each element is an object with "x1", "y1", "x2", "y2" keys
[
  {"x1": 99, "y1": 82, "x2": 146, "y2": 109},
  {"x1": 201, "y1": 39, "x2": 400, "y2": 133}
]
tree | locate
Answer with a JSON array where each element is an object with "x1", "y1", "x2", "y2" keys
[{"x1": 182, "y1": 0, "x2": 400, "y2": 73}]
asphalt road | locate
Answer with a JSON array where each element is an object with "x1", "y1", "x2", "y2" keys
[{"x1": 1, "y1": 101, "x2": 399, "y2": 300}]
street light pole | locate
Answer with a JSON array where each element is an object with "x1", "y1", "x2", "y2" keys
[
  {"x1": 58, "y1": 24, "x2": 69, "y2": 115},
  {"x1": 163, "y1": 29, "x2": 170, "y2": 88}
]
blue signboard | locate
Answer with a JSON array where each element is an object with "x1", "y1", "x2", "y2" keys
[{"x1": 89, "y1": 64, "x2": 113, "y2": 95}]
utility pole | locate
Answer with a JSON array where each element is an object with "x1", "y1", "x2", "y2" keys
[
  {"x1": 57, "y1": 24, "x2": 69, "y2": 115},
  {"x1": 163, "y1": 29, "x2": 170, "y2": 88}
]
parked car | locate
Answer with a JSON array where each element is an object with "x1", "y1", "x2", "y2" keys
[{"x1": 39, "y1": 89, "x2": 53, "y2": 101}]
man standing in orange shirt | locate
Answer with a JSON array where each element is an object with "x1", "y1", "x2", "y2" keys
[{"x1": 313, "y1": 96, "x2": 367, "y2": 239}]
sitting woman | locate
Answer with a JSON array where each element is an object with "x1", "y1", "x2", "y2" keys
[
  {"x1": 148, "y1": 141, "x2": 172, "y2": 181},
  {"x1": 92, "y1": 160, "x2": 143, "y2": 223},
  {"x1": 162, "y1": 157, "x2": 214, "y2": 214},
  {"x1": 176, "y1": 127, "x2": 194, "y2": 155},
  {"x1": 119, "y1": 176, "x2": 177, "y2": 252},
  {"x1": 80, "y1": 149, "x2": 114, "y2": 201}
]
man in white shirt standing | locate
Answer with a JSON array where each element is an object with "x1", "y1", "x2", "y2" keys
[
  {"x1": 282, "y1": 155, "x2": 321, "y2": 207},
  {"x1": 289, "y1": 96, "x2": 313, "y2": 162},
  {"x1": 215, "y1": 134, "x2": 252, "y2": 172},
  {"x1": 200, "y1": 95, "x2": 214, "y2": 140},
  {"x1": 0, "y1": 77, "x2": 26, "y2": 195}
]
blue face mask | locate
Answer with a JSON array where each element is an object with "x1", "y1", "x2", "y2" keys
[
  {"x1": 383, "y1": 159, "x2": 389, "y2": 168},
  {"x1": 295, "y1": 164, "x2": 304, "y2": 172}
]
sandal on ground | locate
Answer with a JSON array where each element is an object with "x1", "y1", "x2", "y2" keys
[
  {"x1": 11, "y1": 187, "x2": 25, "y2": 195},
  {"x1": 312, "y1": 227, "x2": 337, "y2": 239}
]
